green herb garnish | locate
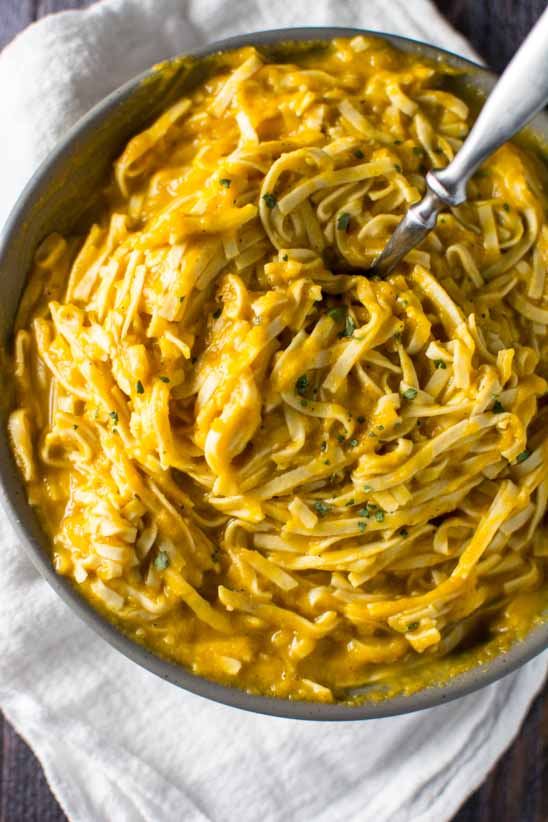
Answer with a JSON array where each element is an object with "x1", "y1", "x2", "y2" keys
[
  {"x1": 402, "y1": 387, "x2": 418, "y2": 400},
  {"x1": 339, "y1": 315, "x2": 355, "y2": 338},
  {"x1": 375, "y1": 509, "x2": 385, "y2": 523},
  {"x1": 434, "y1": 360, "x2": 447, "y2": 370},
  {"x1": 219, "y1": 178, "x2": 232, "y2": 188},
  {"x1": 295, "y1": 374, "x2": 309, "y2": 396},
  {"x1": 109, "y1": 411, "x2": 119, "y2": 425},
  {"x1": 357, "y1": 415, "x2": 366, "y2": 424},
  {"x1": 516, "y1": 450, "x2": 529, "y2": 463},
  {"x1": 353, "y1": 148, "x2": 365, "y2": 159},
  {"x1": 328, "y1": 306, "x2": 347, "y2": 322},
  {"x1": 136, "y1": 380, "x2": 144, "y2": 394},
  {"x1": 358, "y1": 521, "x2": 367, "y2": 533},
  {"x1": 159, "y1": 376, "x2": 170, "y2": 383},
  {"x1": 337, "y1": 212, "x2": 351, "y2": 232},
  {"x1": 262, "y1": 193, "x2": 277, "y2": 209},
  {"x1": 349, "y1": 438, "x2": 358, "y2": 448},
  {"x1": 314, "y1": 501, "x2": 331, "y2": 517},
  {"x1": 154, "y1": 551, "x2": 170, "y2": 570},
  {"x1": 407, "y1": 621, "x2": 419, "y2": 631},
  {"x1": 400, "y1": 529, "x2": 409, "y2": 537},
  {"x1": 493, "y1": 400, "x2": 504, "y2": 413},
  {"x1": 212, "y1": 307, "x2": 222, "y2": 319}
]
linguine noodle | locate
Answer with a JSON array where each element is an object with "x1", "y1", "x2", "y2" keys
[{"x1": 7, "y1": 37, "x2": 548, "y2": 702}]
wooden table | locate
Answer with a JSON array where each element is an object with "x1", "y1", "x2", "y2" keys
[{"x1": 1, "y1": 1, "x2": 546, "y2": 819}]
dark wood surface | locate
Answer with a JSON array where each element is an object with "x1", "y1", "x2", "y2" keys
[{"x1": 0, "y1": 1, "x2": 546, "y2": 820}]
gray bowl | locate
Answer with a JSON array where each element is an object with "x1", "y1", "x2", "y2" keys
[{"x1": 1, "y1": 27, "x2": 546, "y2": 720}]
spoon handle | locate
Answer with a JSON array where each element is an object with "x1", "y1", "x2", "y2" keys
[
  {"x1": 372, "y1": 7, "x2": 548, "y2": 277},
  {"x1": 429, "y1": 6, "x2": 548, "y2": 205}
]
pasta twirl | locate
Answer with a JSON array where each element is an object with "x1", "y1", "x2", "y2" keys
[{"x1": 6, "y1": 37, "x2": 548, "y2": 703}]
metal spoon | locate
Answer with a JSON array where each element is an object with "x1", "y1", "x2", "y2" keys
[{"x1": 370, "y1": 7, "x2": 548, "y2": 278}]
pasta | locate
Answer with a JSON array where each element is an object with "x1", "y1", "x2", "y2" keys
[{"x1": 6, "y1": 37, "x2": 548, "y2": 703}]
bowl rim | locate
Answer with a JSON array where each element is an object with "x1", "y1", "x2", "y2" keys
[{"x1": 1, "y1": 26, "x2": 546, "y2": 721}]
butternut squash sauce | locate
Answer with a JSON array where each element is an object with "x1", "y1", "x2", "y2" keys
[{"x1": 7, "y1": 37, "x2": 548, "y2": 703}]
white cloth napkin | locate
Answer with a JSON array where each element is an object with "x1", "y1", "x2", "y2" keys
[{"x1": 0, "y1": 3, "x2": 546, "y2": 821}]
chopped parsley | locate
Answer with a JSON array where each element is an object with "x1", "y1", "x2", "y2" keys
[
  {"x1": 434, "y1": 359, "x2": 447, "y2": 370},
  {"x1": 394, "y1": 164, "x2": 402, "y2": 173},
  {"x1": 363, "y1": 485, "x2": 372, "y2": 492},
  {"x1": 402, "y1": 387, "x2": 418, "y2": 400},
  {"x1": 109, "y1": 411, "x2": 119, "y2": 425},
  {"x1": 262, "y1": 193, "x2": 277, "y2": 209},
  {"x1": 328, "y1": 306, "x2": 347, "y2": 322},
  {"x1": 407, "y1": 621, "x2": 419, "y2": 631},
  {"x1": 345, "y1": 499, "x2": 355, "y2": 506},
  {"x1": 357, "y1": 415, "x2": 366, "y2": 424},
  {"x1": 412, "y1": 146, "x2": 423, "y2": 155},
  {"x1": 212, "y1": 307, "x2": 222, "y2": 319},
  {"x1": 295, "y1": 374, "x2": 309, "y2": 396},
  {"x1": 136, "y1": 380, "x2": 144, "y2": 394},
  {"x1": 375, "y1": 509, "x2": 385, "y2": 523},
  {"x1": 353, "y1": 148, "x2": 365, "y2": 159},
  {"x1": 400, "y1": 528, "x2": 409, "y2": 537},
  {"x1": 492, "y1": 399, "x2": 504, "y2": 414},
  {"x1": 339, "y1": 315, "x2": 355, "y2": 338},
  {"x1": 323, "y1": 459, "x2": 330, "y2": 465},
  {"x1": 503, "y1": 202, "x2": 510, "y2": 212},
  {"x1": 282, "y1": 254, "x2": 289, "y2": 261},
  {"x1": 321, "y1": 440, "x2": 328, "y2": 453},
  {"x1": 314, "y1": 501, "x2": 331, "y2": 517},
  {"x1": 337, "y1": 434, "x2": 346, "y2": 443},
  {"x1": 358, "y1": 507, "x2": 370, "y2": 518},
  {"x1": 159, "y1": 376, "x2": 170, "y2": 383},
  {"x1": 516, "y1": 450, "x2": 529, "y2": 463},
  {"x1": 154, "y1": 551, "x2": 170, "y2": 570},
  {"x1": 72, "y1": 424, "x2": 78, "y2": 430},
  {"x1": 179, "y1": 295, "x2": 185, "y2": 303},
  {"x1": 300, "y1": 399, "x2": 308, "y2": 407},
  {"x1": 349, "y1": 438, "x2": 359, "y2": 448},
  {"x1": 376, "y1": 424, "x2": 384, "y2": 431},
  {"x1": 219, "y1": 178, "x2": 232, "y2": 188},
  {"x1": 394, "y1": 139, "x2": 402, "y2": 145},
  {"x1": 358, "y1": 522, "x2": 367, "y2": 533},
  {"x1": 337, "y1": 212, "x2": 351, "y2": 232}
]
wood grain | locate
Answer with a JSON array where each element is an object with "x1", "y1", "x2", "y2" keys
[{"x1": 0, "y1": 1, "x2": 546, "y2": 820}]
